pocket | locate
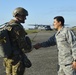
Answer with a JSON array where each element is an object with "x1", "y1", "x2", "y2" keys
[
  {"x1": 65, "y1": 64, "x2": 73, "y2": 72},
  {"x1": 3, "y1": 58, "x2": 13, "y2": 67}
]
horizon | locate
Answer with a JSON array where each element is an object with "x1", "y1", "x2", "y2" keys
[{"x1": 0, "y1": 0, "x2": 76, "y2": 29}]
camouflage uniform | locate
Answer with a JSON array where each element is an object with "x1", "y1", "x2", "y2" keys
[
  {"x1": 3, "y1": 19, "x2": 28, "y2": 75},
  {"x1": 39, "y1": 27, "x2": 76, "y2": 75}
]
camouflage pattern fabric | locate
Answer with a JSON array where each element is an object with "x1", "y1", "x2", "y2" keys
[{"x1": 3, "y1": 58, "x2": 25, "y2": 75}]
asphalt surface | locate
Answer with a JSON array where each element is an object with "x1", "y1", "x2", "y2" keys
[
  {"x1": 26, "y1": 30, "x2": 58, "y2": 75},
  {"x1": 0, "y1": 30, "x2": 58, "y2": 75}
]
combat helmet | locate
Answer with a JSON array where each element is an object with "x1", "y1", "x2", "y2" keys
[{"x1": 13, "y1": 7, "x2": 28, "y2": 17}]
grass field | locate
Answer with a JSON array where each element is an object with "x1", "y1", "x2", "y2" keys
[
  {"x1": 71, "y1": 27, "x2": 76, "y2": 31},
  {"x1": 26, "y1": 27, "x2": 76, "y2": 34},
  {"x1": 26, "y1": 29, "x2": 39, "y2": 34},
  {"x1": 26, "y1": 29, "x2": 56, "y2": 34}
]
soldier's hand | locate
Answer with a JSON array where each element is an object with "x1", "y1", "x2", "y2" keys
[
  {"x1": 72, "y1": 61, "x2": 76, "y2": 70},
  {"x1": 33, "y1": 43, "x2": 41, "y2": 49}
]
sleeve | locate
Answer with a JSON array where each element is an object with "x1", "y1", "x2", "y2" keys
[
  {"x1": 40, "y1": 34, "x2": 56, "y2": 47},
  {"x1": 66, "y1": 29, "x2": 76, "y2": 60}
]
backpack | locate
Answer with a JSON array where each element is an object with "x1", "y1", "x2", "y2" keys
[{"x1": 0, "y1": 22, "x2": 12, "y2": 58}]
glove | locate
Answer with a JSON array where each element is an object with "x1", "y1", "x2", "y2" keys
[
  {"x1": 72, "y1": 61, "x2": 76, "y2": 70},
  {"x1": 33, "y1": 43, "x2": 41, "y2": 49}
]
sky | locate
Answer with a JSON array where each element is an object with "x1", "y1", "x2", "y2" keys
[{"x1": 0, "y1": 0, "x2": 76, "y2": 29}]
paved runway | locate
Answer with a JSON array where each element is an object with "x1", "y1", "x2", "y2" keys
[{"x1": 25, "y1": 30, "x2": 58, "y2": 75}]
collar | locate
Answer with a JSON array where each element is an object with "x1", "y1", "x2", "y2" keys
[
  {"x1": 56, "y1": 26, "x2": 64, "y2": 35},
  {"x1": 9, "y1": 19, "x2": 20, "y2": 25}
]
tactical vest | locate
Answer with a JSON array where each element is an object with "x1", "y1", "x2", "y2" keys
[{"x1": 8, "y1": 20, "x2": 32, "y2": 53}]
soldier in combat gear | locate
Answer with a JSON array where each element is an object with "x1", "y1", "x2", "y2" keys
[{"x1": 3, "y1": 7, "x2": 32, "y2": 75}]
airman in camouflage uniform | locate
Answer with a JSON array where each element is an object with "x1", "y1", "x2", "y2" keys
[
  {"x1": 3, "y1": 7, "x2": 32, "y2": 75},
  {"x1": 33, "y1": 16, "x2": 76, "y2": 75}
]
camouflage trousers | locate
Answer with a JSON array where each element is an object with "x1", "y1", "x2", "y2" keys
[{"x1": 3, "y1": 58, "x2": 26, "y2": 75}]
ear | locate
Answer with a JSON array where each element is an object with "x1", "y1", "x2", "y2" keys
[{"x1": 59, "y1": 21, "x2": 62, "y2": 25}]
